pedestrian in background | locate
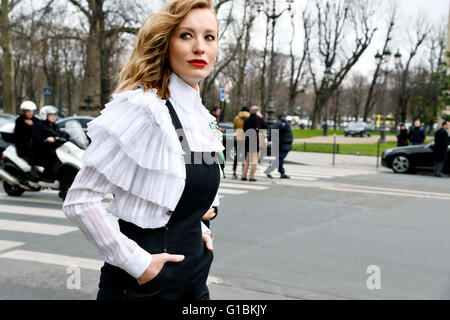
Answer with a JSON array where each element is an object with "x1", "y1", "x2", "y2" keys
[
  {"x1": 210, "y1": 106, "x2": 224, "y2": 133},
  {"x1": 396, "y1": 123, "x2": 409, "y2": 147},
  {"x1": 433, "y1": 121, "x2": 449, "y2": 177},
  {"x1": 242, "y1": 105, "x2": 266, "y2": 182},
  {"x1": 264, "y1": 114, "x2": 293, "y2": 179},
  {"x1": 408, "y1": 119, "x2": 425, "y2": 146},
  {"x1": 232, "y1": 106, "x2": 250, "y2": 180}
]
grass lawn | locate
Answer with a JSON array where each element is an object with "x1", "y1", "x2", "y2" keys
[
  {"x1": 292, "y1": 141, "x2": 398, "y2": 156},
  {"x1": 292, "y1": 129, "x2": 396, "y2": 139}
]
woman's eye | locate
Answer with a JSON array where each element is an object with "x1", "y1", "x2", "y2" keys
[
  {"x1": 181, "y1": 33, "x2": 192, "y2": 39},
  {"x1": 205, "y1": 35, "x2": 215, "y2": 41}
]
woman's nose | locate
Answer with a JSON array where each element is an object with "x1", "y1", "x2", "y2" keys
[{"x1": 193, "y1": 39, "x2": 206, "y2": 55}]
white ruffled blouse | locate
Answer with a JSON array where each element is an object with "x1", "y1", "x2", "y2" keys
[{"x1": 62, "y1": 73, "x2": 224, "y2": 279}]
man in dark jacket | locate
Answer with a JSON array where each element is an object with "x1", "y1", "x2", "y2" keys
[
  {"x1": 264, "y1": 114, "x2": 293, "y2": 179},
  {"x1": 14, "y1": 101, "x2": 40, "y2": 165},
  {"x1": 33, "y1": 106, "x2": 69, "y2": 182},
  {"x1": 408, "y1": 120, "x2": 425, "y2": 145},
  {"x1": 396, "y1": 123, "x2": 409, "y2": 147},
  {"x1": 433, "y1": 121, "x2": 449, "y2": 177}
]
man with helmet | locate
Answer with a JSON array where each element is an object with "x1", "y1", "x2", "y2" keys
[
  {"x1": 33, "y1": 105, "x2": 69, "y2": 182},
  {"x1": 14, "y1": 101, "x2": 40, "y2": 165}
]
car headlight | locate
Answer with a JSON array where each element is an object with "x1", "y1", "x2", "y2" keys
[{"x1": 384, "y1": 149, "x2": 394, "y2": 155}]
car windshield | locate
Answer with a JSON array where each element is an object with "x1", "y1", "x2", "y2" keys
[
  {"x1": 64, "y1": 120, "x2": 89, "y2": 150},
  {"x1": 348, "y1": 123, "x2": 364, "y2": 129}
]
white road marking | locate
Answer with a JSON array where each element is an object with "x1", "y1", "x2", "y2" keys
[
  {"x1": 0, "y1": 248, "x2": 226, "y2": 287},
  {"x1": 219, "y1": 183, "x2": 268, "y2": 191},
  {"x1": 218, "y1": 188, "x2": 248, "y2": 195},
  {"x1": 0, "y1": 194, "x2": 112, "y2": 205},
  {"x1": 207, "y1": 276, "x2": 224, "y2": 285},
  {"x1": 0, "y1": 250, "x2": 104, "y2": 270},
  {"x1": 0, "y1": 219, "x2": 78, "y2": 236},
  {"x1": 0, "y1": 240, "x2": 25, "y2": 252},
  {"x1": 338, "y1": 184, "x2": 450, "y2": 198},
  {"x1": 0, "y1": 204, "x2": 66, "y2": 219},
  {"x1": 0, "y1": 195, "x2": 63, "y2": 206},
  {"x1": 322, "y1": 186, "x2": 450, "y2": 201}
]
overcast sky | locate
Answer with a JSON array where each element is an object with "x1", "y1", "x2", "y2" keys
[{"x1": 231, "y1": 0, "x2": 449, "y2": 79}]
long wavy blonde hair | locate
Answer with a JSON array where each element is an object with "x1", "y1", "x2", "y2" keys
[{"x1": 115, "y1": 0, "x2": 216, "y2": 99}]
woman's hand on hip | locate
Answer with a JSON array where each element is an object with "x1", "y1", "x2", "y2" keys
[
  {"x1": 201, "y1": 207, "x2": 216, "y2": 221},
  {"x1": 136, "y1": 253, "x2": 184, "y2": 285}
]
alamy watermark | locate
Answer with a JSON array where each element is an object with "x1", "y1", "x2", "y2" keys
[
  {"x1": 66, "y1": 266, "x2": 81, "y2": 290},
  {"x1": 366, "y1": 265, "x2": 381, "y2": 290}
]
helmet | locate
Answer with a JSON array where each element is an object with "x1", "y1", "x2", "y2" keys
[
  {"x1": 20, "y1": 101, "x2": 37, "y2": 111},
  {"x1": 40, "y1": 105, "x2": 58, "y2": 121}
]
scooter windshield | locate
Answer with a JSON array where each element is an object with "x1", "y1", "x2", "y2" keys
[{"x1": 65, "y1": 120, "x2": 89, "y2": 150}]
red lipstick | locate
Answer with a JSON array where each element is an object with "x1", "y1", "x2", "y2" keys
[{"x1": 188, "y1": 59, "x2": 208, "y2": 68}]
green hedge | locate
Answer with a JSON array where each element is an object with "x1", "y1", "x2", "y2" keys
[
  {"x1": 292, "y1": 142, "x2": 398, "y2": 156},
  {"x1": 292, "y1": 129, "x2": 396, "y2": 139}
]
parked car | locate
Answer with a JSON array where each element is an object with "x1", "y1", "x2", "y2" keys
[
  {"x1": 56, "y1": 116, "x2": 94, "y2": 136},
  {"x1": 218, "y1": 122, "x2": 235, "y2": 161},
  {"x1": 344, "y1": 122, "x2": 371, "y2": 137},
  {"x1": 382, "y1": 138, "x2": 450, "y2": 174}
]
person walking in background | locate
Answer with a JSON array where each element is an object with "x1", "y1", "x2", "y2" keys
[
  {"x1": 264, "y1": 114, "x2": 293, "y2": 179},
  {"x1": 232, "y1": 106, "x2": 250, "y2": 180},
  {"x1": 210, "y1": 106, "x2": 224, "y2": 133},
  {"x1": 396, "y1": 123, "x2": 409, "y2": 147},
  {"x1": 433, "y1": 121, "x2": 449, "y2": 177},
  {"x1": 408, "y1": 119, "x2": 425, "y2": 146},
  {"x1": 242, "y1": 106, "x2": 266, "y2": 182}
]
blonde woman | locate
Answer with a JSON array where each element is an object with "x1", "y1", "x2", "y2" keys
[
  {"x1": 242, "y1": 106, "x2": 267, "y2": 182},
  {"x1": 62, "y1": 0, "x2": 223, "y2": 300}
]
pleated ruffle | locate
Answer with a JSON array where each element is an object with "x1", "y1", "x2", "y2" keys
[{"x1": 82, "y1": 88, "x2": 186, "y2": 211}]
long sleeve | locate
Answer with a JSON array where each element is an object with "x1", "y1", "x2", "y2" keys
[{"x1": 62, "y1": 165, "x2": 152, "y2": 279}]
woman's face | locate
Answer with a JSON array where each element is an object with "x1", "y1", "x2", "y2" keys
[{"x1": 168, "y1": 8, "x2": 218, "y2": 90}]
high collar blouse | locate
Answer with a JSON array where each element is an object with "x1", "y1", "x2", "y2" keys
[{"x1": 62, "y1": 73, "x2": 223, "y2": 279}]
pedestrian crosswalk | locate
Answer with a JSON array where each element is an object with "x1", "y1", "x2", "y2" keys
[
  {"x1": 224, "y1": 163, "x2": 377, "y2": 182},
  {"x1": 0, "y1": 163, "x2": 375, "y2": 281},
  {"x1": 0, "y1": 176, "x2": 271, "y2": 277}
]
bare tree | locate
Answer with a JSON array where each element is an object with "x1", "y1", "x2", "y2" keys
[
  {"x1": 0, "y1": 0, "x2": 21, "y2": 113},
  {"x1": 287, "y1": 8, "x2": 311, "y2": 112},
  {"x1": 363, "y1": 3, "x2": 397, "y2": 122},
  {"x1": 394, "y1": 13, "x2": 429, "y2": 123},
  {"x1": 307, "y1": 0, "x2": 377, "y2": 129},
  {"x1": 67, "y1": 0, "x2": 143, "y2": 114},
  {"x1": 232, "y1": 0, "x2": 258, "y2": 113}
]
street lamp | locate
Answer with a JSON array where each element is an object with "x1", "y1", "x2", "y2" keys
[
  {"x1": 374, "y1": 47, "x2": 395, "y2": 143},
  {"x1": 256, "y1": 0, "x2": 294, "y2": 128},
  {"x1": 323, "y1": 67, "x2": 333, "y2": 136}
]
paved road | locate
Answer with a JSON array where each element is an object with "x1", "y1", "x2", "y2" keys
[{"x1": 0, "y1": 159, "x2": 449, "y2": 299}]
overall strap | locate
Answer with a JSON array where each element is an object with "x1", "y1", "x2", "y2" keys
[{"x1": 165, "y1": 99, "x2": 191, "y2": 153}]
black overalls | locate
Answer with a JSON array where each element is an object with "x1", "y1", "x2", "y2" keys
[{"x1": 96, "y1": 100, "x2": 220, "y2": 300}]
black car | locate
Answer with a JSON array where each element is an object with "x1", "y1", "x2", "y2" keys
[
  {"x1": 344, "y1": 122, "x2": 371, "y2": 137},
  {"x1": 382, "y1": 138, "x2": 450, "y2": 173}
]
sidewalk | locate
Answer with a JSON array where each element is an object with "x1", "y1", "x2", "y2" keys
[{"x1": 285, "y1": 151, "x2": 381, "y2": 169}]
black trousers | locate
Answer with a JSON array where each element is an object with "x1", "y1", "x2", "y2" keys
[{"x1": 434, "y1": 161, "x2": 445, "y2": 176}]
